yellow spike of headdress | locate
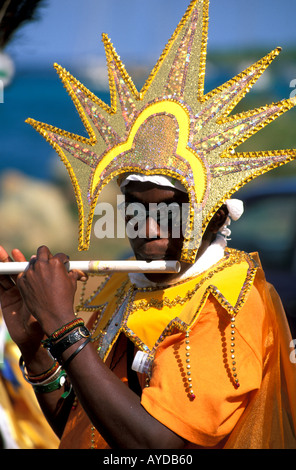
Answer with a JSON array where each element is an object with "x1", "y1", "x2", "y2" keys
[{"x1": 26, "y1": 0, "x2": 296, "y2": 263}]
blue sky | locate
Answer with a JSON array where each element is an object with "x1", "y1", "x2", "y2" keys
[{"x1": 5, "y1": 0, "x2": 296, "y2": 70}]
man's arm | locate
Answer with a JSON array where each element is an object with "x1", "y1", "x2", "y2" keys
[
  {"x1": 58, "y1": 334, "x2": 186, "y2": 449},
  {"x1": 0, "y1": 246, "x2": 73, "y2": 438},
  {"x1": 1, "y1": 245, "x2": 186, "y2": 448},
  {"x1": 22, "y1": 346, "x2": 75, "y2": 438}
]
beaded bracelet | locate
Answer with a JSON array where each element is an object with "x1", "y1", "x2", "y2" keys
[
  {"x1": 19, "y1": 356, "x2": 72, "y2": 399},
  {"x1": 42, "y1": 317, "x2": 85, "y2": 349},
  {"x1": 19, "y1": 356, "x2": 60, "y2": 384},
  {"x1": 32, "y1": 369, "x2": 72, "y2": 399},
  {"x1": 51, "y1": 317, "x2": 85, "y2": 340},
  {"x1": 45, "y1": 326, "x2": 90, "y2": 363},
  {"x1": 33, "y1": 370, "x2": 67, "y2": 393}
]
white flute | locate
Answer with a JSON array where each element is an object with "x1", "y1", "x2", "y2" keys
[{"x1": 0, "y1": 260, "x2": 181, "y2": 275}]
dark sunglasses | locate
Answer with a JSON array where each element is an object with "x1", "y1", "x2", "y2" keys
[{"x1": 118, "y1": 201, "x2": 183, "y2": 228}]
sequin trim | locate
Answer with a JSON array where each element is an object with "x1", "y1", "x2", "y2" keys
[{"x1": 84, "y1": 249, "x2": 258, "y2": 361}]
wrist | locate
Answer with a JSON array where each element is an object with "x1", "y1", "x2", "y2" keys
[
  {"x1": 41, "y1": 318, "x2": 91, "y2": 367},
  {"x1": 20, "y1": 344, "x2": 54, "y2": 377},
  {"x1": 19, "y1": 354, "x2": 59, "y2": 383},
  {"x1": 19, "y1": 355, "x2": 73, "y2": 400},
  {"x1": 41, "y1": 311, "x2": 77, "y2": 338}
]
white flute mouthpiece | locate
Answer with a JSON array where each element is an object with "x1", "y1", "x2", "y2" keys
[{"x1": 0, "y1": 260, "x2": 181, "y2": 275}]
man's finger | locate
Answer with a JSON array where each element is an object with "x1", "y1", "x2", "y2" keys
[
  {"x1": 69, "y1": 269, "x2": 88, "y2": 282},
  {"x1": 11, "y1": 248, "x2": 27, "y2": 263},
  {"x1": 53, "y1": 252, "x2": 70, "y2": 266},
  {"x1": 0, "y1": 246, "x2": 12, "y2": 263},
  {"x1": 0, "y1": 275, "x2": 16, "y2": 290},
  {"x1": 36, "y1": 245, "x2": 53, "y2": 262},
  {"x1": 27, "y1": 256, "x2": 37, "y2": 271},
  {"x1": 0, "y1": 246, "x2": 19, "y2": 288}
]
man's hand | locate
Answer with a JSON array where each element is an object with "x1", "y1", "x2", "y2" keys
[
  {"x1": 17, "y1": 245, "x2": 83, "y2": 337},
  {"x1": 0, "y1": 246, "x2": 44, "y2": 355}
]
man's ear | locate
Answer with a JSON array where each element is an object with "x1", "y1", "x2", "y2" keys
[{"x1": 208, "y1": 205, "x2": 229, "y2": 234}]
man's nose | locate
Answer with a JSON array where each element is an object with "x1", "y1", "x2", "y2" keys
[{"x1": 138, "y1": 216, "x2": 160, "y2": 239}]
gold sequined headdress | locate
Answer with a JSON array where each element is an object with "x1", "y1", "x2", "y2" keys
[{"x1": 26, "y1": 0, "x2": 296, "y2": 263}]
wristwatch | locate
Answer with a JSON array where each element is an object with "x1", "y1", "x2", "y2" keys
[
  {"x1": 33, "y1": 370, "x2": 67, "y2": 394},
  {"x1": 48, "y1": 326, "x2": 90, "y2": 361}
]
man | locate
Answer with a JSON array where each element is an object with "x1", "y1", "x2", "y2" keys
[
  {"x1": 0, "y1": 173, "x2": 295, "y2": 449},
  {"x1": 1, "y1": 0, "x2": 296, "y2": 448},
  {"x1": 0, "y1": 176, "x2": 229, "y2": 449}
]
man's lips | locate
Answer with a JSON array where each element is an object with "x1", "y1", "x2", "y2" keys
[{"x1": 133, "y1": 239, "x2": 177, "y2": 261}]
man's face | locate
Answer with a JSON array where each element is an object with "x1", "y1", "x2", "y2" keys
[
  {"x1": 123, "y1": 182, "x2": 188, "y2": 276},
  {"x1": 121, "y1": 181, "x2": 227, "y2": 282}
]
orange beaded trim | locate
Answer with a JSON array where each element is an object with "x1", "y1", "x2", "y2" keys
[
  {"x1": 184, "y1": 329, "x2": 196, "y2": 400},
  {"x1": 229, "y1": 315, "x2": 240, "y2": 388}
]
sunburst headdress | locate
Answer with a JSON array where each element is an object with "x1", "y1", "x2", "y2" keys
[{"x1": 26, "y1": 0, "x2": 296, "y2": 263}]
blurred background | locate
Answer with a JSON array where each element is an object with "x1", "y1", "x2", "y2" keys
[{"x1": 0, "y1": 0, "x2": 295, "y2": 323}]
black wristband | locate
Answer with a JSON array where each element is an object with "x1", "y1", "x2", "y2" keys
[
  {"x1": 62, "y1": 337, "x2": 91, "y2": 369},
  {"x1": 48, "y1": 326, "x2": 90, "y2": 361}
]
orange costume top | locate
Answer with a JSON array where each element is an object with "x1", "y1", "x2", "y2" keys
[{"x1": 59, "y1": 248, "x2": 296, "y2": 449}]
